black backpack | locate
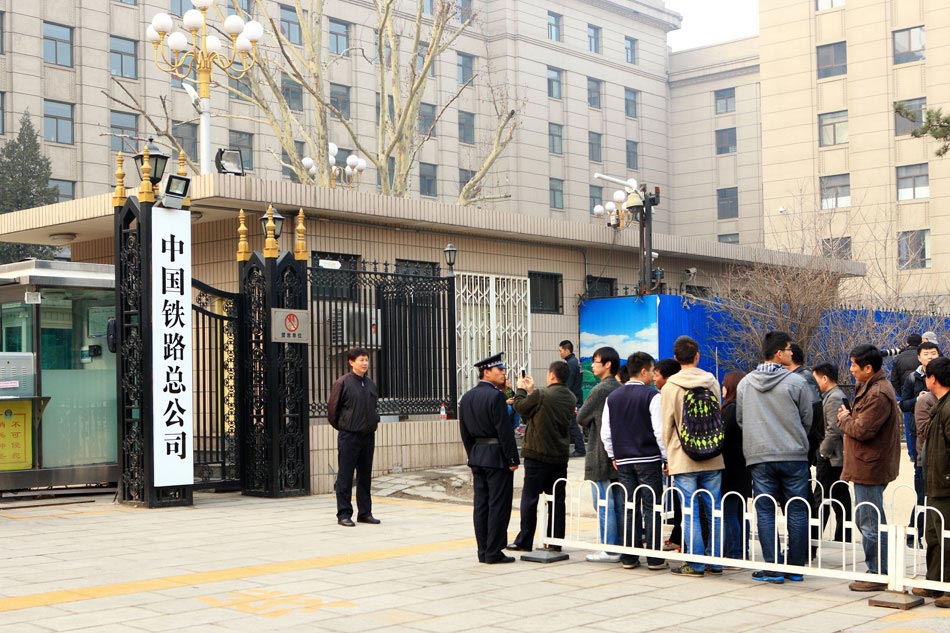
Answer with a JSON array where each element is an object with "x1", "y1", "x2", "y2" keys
[{"x1": 677, "y1": 386, "x2": 725, "y2": 461}]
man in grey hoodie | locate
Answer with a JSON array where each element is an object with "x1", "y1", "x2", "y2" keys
[{"x1": 736, "y1": 331, "x2": 813, "y2": 584}]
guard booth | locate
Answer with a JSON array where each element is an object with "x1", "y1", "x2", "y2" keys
[{"x1": 0, "y1": 260, "x2": 117, "y2": 493}]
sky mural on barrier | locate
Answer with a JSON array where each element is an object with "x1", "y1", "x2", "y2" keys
[{"x1": 579, "y1": 295, "x2": 659, "y2": 397}]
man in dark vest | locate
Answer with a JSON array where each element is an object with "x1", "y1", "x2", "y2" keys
[{"x1": 458, "y1": 353, "x2": 520, "y2": 564}]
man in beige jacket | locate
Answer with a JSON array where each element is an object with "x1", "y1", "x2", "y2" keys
[{"x1": 661, "y1": 336, "x2": 724, "y2": 577}]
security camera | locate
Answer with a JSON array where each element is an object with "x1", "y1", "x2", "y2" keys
[
  {"x1": 182, "y1": 83, "x2": 201, "y2": 112},
  {"x1": 685, "y1": 267, "x2": 697, "y2": 276},
  {"x1": 651, "y1": 251, "x2": 659, "y2": 261}
]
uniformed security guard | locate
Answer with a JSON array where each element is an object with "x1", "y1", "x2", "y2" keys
[{"x1": 458, "y1": 353, "x2": 521, "y2": 564}]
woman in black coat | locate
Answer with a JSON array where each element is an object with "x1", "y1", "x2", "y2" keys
[{"x1": 721, "y1": 370, "x2": 750, "y2": 561}]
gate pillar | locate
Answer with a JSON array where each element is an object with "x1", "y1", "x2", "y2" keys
[{"x1": 238, "y1": 208, "x2": 311, "y2": 497}]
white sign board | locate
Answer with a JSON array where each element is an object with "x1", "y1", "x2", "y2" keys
[
  {"x1": 271, "y1": 308, "x2": 310, "y2": 344},
  {"x1": 151, "y1": 206, "x2": 194, "y2": 487}
]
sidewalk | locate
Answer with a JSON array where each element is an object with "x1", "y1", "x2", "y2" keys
[{"x1": 0, "y1": 459, "x2": 946, "y2": 633}]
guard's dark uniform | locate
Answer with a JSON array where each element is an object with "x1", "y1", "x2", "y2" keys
[{"x1": 459, "y1": 355, "x2": 520, "y2": 564}]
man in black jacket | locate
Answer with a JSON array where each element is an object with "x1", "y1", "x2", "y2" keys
[
  {"x1": 328, "y1": 347, "x2": 381, "y2": 527},
  {"x1": 560, "y1": 340, "x2": 587, "y2": 457},
  {"x1": 508, "y1": 360, "x2": 576, "y2": 552},
  {"x1": 891, "y1": 333, "x2": 922, "y2": 394},
  {"x1": 458, "y1": 353, "x2": 520, "y2": 564}
]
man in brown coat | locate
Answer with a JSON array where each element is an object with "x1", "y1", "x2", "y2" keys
[{"x1": 837, "y1": 344, "x2": 901, "y2": 591}]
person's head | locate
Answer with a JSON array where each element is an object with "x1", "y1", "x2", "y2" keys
[
  {"x1": 849, "y1": 344, "x2": 883, "y2": 382},
  {"x1": 672, "y1": 336, "x2": 700, "y2": 366},
  {"x1": 812, "y1": 362, "x2": 839, "y2": 394},
  {"x1": 548, "y1": 359, "x2": 569, "y2": 385},
  {"x1": 721, "y1": 371, "x2": 747, "y2": 406},
  {"x1": 925, "y1": 357, "x2": 950, "y2": 397},
  {"x1": 592, "y1": 346, "x2": 620, "y2": 379},
  {"x1": 762, "y1": 331, "x2": 792, "y2": 364},
  {"x1": 918, "y1": 341, "x2": 941, "y2": 368},
  {"x1": 908, "y1": 333, "x2": 923, "y2": 347},
  {"x1": 626, "y1": 351, "x2": 655, "y2": 383},
  {"x1": 347, "y1": 348, "x2": 370, "y2": 376},
  {"x1": 558, "y1": 340, "x2": 574, "y2": 360},
  {"x1": 477, "y1": 355, "x2": 507, "y2": 387},
  {"x1": 653, "y1": 358, "x2": 681, "y2": 390},
  {"x1": 790, "y1": 343, "x2": 806, "y2": 367},
  {"x1": 617, "y1": 365, "x2": 630, "y2": 384},
  {"x1": 922, "y1": 331, "x2": 938, "y2": 345}
]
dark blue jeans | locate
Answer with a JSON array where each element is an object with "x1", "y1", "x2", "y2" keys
[
  {"x1": 750, "y1": 461, "x2": 810, "y2": 566},
  {"x1": 722, "y1": 492, "x2": 749, "y2": 560},
  {"x1": 617, "y1": 462, "x2": 664, "y2": 566},
  {"x1": 673, "y1": 470, "x2": 722, "y2": 572}
]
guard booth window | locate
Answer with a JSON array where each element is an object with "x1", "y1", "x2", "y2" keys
[
  {"x1": 1, "y1": 303, "x2": 33, "y2": 352},
  {"x1": 312, "y1": 251, "x2": 360, "y2": 301}
]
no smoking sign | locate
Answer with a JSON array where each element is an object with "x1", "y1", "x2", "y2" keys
[{"x1": 271, "y1": 308, "x2": 310, "y2": 344}]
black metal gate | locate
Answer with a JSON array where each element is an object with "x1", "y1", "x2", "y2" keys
[
  {"x1": 191, "y1": 279, "x2": 242, "y2": 490},
  {"x1": 308, "y1": 261, "x2": 457, "y2": 419}
]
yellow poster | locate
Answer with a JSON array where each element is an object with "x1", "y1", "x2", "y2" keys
[{"x1": 0, "y1": 400, "x2": 31, "y2": 471}]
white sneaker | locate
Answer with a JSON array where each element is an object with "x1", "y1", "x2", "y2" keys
[{"x1": 586, "y1": 551, "x2": 621, "y2": 563}]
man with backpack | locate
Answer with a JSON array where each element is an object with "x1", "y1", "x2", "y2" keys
[
  {"x1": 736, "y1": 331, "x2": 813, "y2": 584},
  {"x1": 660, "y1": 336, "x2": 724, "y2": 577}
]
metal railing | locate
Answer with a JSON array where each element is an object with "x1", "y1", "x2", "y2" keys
[{"x1": 537, "y1": 478, "x2": 950, "y2": 594}]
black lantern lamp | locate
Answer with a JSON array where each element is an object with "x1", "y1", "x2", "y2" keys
[
  {"x1": 260, "y1": 208, "x2": 285, "y2": 239},
  {"x1": 134, "y1": 137, "x2": 170, "y2": 186},
  {"x1": 443, "y1": 243, "x2": 458, "y2": 272}
]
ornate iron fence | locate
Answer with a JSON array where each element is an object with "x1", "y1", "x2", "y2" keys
[{"x1": 307, "y1": 261, "x2": 457, "y2": 418}]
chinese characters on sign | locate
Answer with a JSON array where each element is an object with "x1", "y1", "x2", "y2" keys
[
  {"x1": 151, "y1": 207, "x2": 194, "y2": 487},
  {"x1": 0, "y1": 401, "x2": 32, "y2": 471},
  {"x1": 271, "y1": 308, "x2": 311, "y2": 344}
]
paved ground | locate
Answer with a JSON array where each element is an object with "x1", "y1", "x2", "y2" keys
[{"x1": 1, "y1": 457, "x2": 948, "y2": 633}]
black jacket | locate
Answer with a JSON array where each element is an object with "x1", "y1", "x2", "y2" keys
[
  {"x1": 327, "y1": 371, "x2": 380, "y2": 434},
  {"x1": 901, "y1": 367, "x2": 926, "y2": 414},
  {"x1": 565, "y1": 353, "x2": 584, "y2": 405},
  {"x1": 514, "y1": 383, "x2": 576, "y2": 464},
  {"x1": 721, "y1": 401, "x2": 751, "y2": 497},
  {"x1": 793, "y1": 365, "x2": 825, "y2": 465},
  {"x1": 458, "y1": 381, "x2": 520, "y2": 469},
  {"x1": 891, "y1": 346, "x2": 919, "y2": 395}
]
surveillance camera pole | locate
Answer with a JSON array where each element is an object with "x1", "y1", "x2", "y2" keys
[{"x1": 593, "y1": 173, "x2": 660, "y2": 295}]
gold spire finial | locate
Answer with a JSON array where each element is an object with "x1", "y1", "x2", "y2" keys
[
  {"x1": 138, "y1": 144, "x2": 155, "y2": 203},
  {"x1": 263, "y1": 204, "x2": 279, "y2": 259},
  {"x1": 294, "y1": 208, "x2": 307, "y2": 261},
  {"x1": 112, "y1": 151, "x2": 128, "y2": 208},
  {"x1": 236, "y1": 209, "x2": 251, "y2": 262},
  {"x1": 178, "y1": 150, "x2": 191, "y2": 208}
]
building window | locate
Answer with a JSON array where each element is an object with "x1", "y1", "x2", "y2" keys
[
  {"x1": 898, "y1": 229, "x2": 930, "y2": 269},
  {"x1": 0, "y1": 13, "x2": 4, "y2": 54},
  {"x1": 626, "y1": 141, "x2": 638, "y2": 170},
  {"x1": 43, "y1": 22, "x2": 73, "y2": 67},
  {"x1": 897, "y1": 163, "x2": 929, "y2": 200},
  {"x1": 716, "y1": 128, "x2": 737, "y2": 154},
  {"x1": 227, "y1": 0, "x2": 252, "y2": 16},
  {"x1": 376, "y1": 155, "x2": 396, "y2": 189},
  {"x1": 328, "y1": 19, "x2": 349, "y2": 56},
  {"x1": 547, "y1": 67, "x2": 562, "y2": 99},
  {"x1": 624, "y1": 88, "x2": 638, "y2": 118},
  {"x1": 43, "y1": 100, "x2": 73, "y2": 144},
  {"x1": 419, "y1": 103, "x2": 437, "y2": 136},
  {"x1": 895, "y1": 97, "x2": 925, "y2": 136},
  {"x1": 458, "y1": 111, "x2": 475, "y2": 144},
  {"x1": 282, "y1": 140, "x2": 305, "y2": 181},
  {"x1": 459, "y1": 168, "x2": 475, "y2": 190},
  {"x1": 893, "y1": 26, "x2": 924, "y2": 64},
  {"x1": 816, "y1": 0, "x2": 844, "y2": 9},
  {"x1": 718, "y1": 233, "x2": 739, "y2": 244},
  {"x1": 312, "y1": 251, "x2": 360, "y2": 301},
  {"x1": 228, "y1": 59, "x2": 252, "y2": 99},
  {"x1": 281, "y1": 73, "x2": 303, "y2": 111},
  {"x1": 821, "y1": 236, "x2": 851, "y2": 259},
  {"x1": 588, "y1": 24, "x2": 602, "y2": 54},
  {"x1": 818, "y1": 110, "x2": 848, "y2": 147},
  {"x1": 0, "y1": 93, "x2": 5, "y2": 135},
  {"x1": 820, "y1": 173, "x2": 850, "y2": 209},
  {"x1": 529, "y1": 271, "x2": 563, "y2": 314},
  {"x1": 171, "y1": 65, "x2": 196, "y2": 89},
  {"x1": 715, "y1": 88, "x2": 735, "y2": 114},
  {"x1": 587, "y1": 78, "x2": 602, "y2": 109},
  {"x1": 329, "y1": 83, "x2": 350, "y2": 119},
  {"x1": 170, "y1": 0, "x2": 187, "y2": 16},
  {"x1": 457, "y1": 52, "x2": 474, "y2": 84},
  {"x1": 625, "y1": 36, "x2": 637, "y2": 64},
  {"x1": 49, "y1": 179, "x2": 74, "y2": 202},
  {"x1": 816, "y1": 41, "x2": 847, "y2": 79},
  {"x1": 110, "y1": 111, "x2": 138, "y2": 152},
  {"x1": 419, "y1": 162, "x2": 438, "y2": 197},
  {"x1": 549, "y1": 178, "x2": 564, "y2": 209},
  {"x1": 716, "y1": 187, "x2": 739, "y2": 219},
  {"x1": 456, "y1": 0, "x2": 473, "y2": 22},
  {"x1": 548, "y1": 12, "x2": 562, "y2": 42},
  {"x1": 587, "y1": 275, "x2": 616, "y2": 298},
  {"x1": 173, "y1": 121, "x2": 198, "y2": 161},
  {"x1": 589, "y1": 185, "x2": 603, "y2": 214},
  {"x1": 417, "y1": 42, "x2": 434, "y2": 77},
  {"x1": 279, "y1": 5, "x2": 302, "y2": 45},
  {"x1": 423, "y1": 0, "x2": 434, "y2": 15},
  {"x1": 588, "y1": 132, "x2": 603, "y2": 163},
  {"x1": 548, "y1": 123, "x2": 563, "y2": 154},
  {"x1": 109, "y1": 37, "x2": 137, "y2": 79},
  {"x1": 228, "y1": 130, "x2": 254, "y2": 170}
]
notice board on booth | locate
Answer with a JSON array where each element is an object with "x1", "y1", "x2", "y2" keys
[{"x1": 0, "y1": 400, "x2": 32, "y2": 471}]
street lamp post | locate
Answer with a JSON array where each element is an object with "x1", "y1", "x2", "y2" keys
[
  {"x1": 147, "y1": 0, "x2": 263, "y2": 174},
  {"x1": 302, "y1": 143, "x2": 367, "y2": 188}
]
